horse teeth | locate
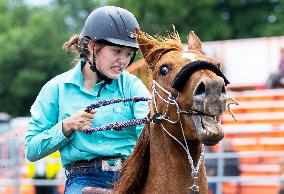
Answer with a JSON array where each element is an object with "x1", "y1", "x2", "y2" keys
[
  {"x1": 214, "y1": 116, "x2": 221, "y2": 123},
  {"x1": 214, "y1": 116, "x2": 218, "y2": 123}
]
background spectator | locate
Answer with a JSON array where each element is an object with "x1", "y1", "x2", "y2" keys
[{"x1": 223, "y1": 140, "x2": 241, "y2": 177}]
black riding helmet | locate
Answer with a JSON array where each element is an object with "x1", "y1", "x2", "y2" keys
[
  {"x1": 81, "y1": 6, "x2": 138, "y2": 66},
  {"x1": 80, "y1": 6, "x2": 139, "y2": 97},
  {"x1": 81, "y1": 6, "x2": 139, "y2": 49}
]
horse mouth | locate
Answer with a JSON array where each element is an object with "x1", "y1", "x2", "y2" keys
[{"x1": 191, "y1": 114, "x2": 224, "y2": 146}]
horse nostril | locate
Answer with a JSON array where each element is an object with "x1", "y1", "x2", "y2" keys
[
  {"x1": 194, "y1": 82, "x2": 205, "y2": 95},
  {"x1": 221, "y1": 84, "x2": 226, "y2": 94}
]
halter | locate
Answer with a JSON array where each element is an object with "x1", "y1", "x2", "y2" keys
[{"x1": 152, "y1": 80, "x2": 205, "y2": 193}]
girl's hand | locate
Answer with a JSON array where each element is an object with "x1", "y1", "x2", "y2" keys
[{"x1": 62, "y1": 109, "x2": 96, "y2": 137}]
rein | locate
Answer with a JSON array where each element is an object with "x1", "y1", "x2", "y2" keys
[{"x1": 82, "y1": 97, "x2": 150, "y2": 134}]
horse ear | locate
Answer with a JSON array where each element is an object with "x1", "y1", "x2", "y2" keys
[
  {"x1": 187, "y1": 31, "x2": 201, "y2": 52},
  {"x1": 135, "y1": 28, "x2": 162, "y2": 69},
  {"x1": 135, "y1": 28, "x2": 157, "y2": 67},
  {"x1": 135, "y1": 28, "x2": 182, "y2": 69}
]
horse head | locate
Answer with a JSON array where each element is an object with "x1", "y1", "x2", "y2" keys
[
  {"x1": 114, "y1": 28, "x2": 230, "y2": 194},
  {"x1": 136, "y1": 28, "x2": 229, "y2": 146}
]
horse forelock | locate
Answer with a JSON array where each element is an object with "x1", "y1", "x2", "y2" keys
[{"x1": 137, "y1": 29, "x2": 183, "y2": 69}]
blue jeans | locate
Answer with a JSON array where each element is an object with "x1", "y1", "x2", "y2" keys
[{"x1": 64, "y1": 166, "x2": 118, "y2": 194}]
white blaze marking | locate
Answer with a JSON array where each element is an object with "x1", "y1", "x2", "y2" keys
[{"x1": 181, "y1": 52, "x2": 196, "y2": 62}]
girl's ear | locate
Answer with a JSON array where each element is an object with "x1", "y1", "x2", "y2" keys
[{"x1": 88, "y1": 40, "x2": 95, "y2": 51}]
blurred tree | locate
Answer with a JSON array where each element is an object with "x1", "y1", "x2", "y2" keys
[
  {"x1": 0, "y1": 0, "x2": 71, "y2": 115},
  {"x1": 109, "y1": 0, "x2": 284, "y2": 41},
  {"x1": 53, "y1": 0, "x2": 102, "y2": 31}
]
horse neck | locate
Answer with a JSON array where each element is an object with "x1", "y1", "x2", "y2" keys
[
  {"x1": 143, "y1": 122, "x2": 207, "y2": 194},
  {"x1": 149, "y1": 122, "x2": 202, "y2": 172}
]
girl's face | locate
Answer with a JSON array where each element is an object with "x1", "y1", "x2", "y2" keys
[{"x1": 95, "y1": 45, "x2": 135, "y2": 79}]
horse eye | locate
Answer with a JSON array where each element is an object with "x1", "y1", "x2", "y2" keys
[{"x1": 159, "y1": 65, "x2": 169, "y2": 76}]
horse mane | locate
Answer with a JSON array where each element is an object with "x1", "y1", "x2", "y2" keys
[
  {"x1": 114, "y1": 122, "x2": 150, "y2": 194},
  {"x1": 136, "y1": 28, "x2": 183, "y2": 69}
]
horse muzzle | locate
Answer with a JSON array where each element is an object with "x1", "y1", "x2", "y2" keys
[{"x1": 190, "y1": 75, "x2": 227, "y2": 146}]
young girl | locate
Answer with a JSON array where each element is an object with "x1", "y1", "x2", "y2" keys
[{"x1": 25, "y1": 6, "x2": 150, "y2": 194}]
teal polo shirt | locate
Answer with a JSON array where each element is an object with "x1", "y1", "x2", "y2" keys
[{"x1": 25, "y1": 60, "x2": 150, "y2": 168}]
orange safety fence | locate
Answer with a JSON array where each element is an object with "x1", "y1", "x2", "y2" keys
[{"x1": 222, "y1": 88, "x2": 284, "y2": 194}]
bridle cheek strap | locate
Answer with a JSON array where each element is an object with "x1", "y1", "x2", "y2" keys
[{"x1": 171, "y1": 60, "x2": 230, "y2": 92}]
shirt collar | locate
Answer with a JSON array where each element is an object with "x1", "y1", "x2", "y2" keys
[
  {"x1": 95, "y1": 78, "x2": 117, "y2": 92},
  {"x1": 64, "y1": 59, "x2": 84, "y2": 87},
  {"x1": 105, "y1": 79, "x2": 117, "y2": 92}
]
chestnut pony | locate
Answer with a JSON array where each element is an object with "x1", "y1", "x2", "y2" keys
[{"x1": 113, "y1": 28, "x2": 229, "y2": 194}]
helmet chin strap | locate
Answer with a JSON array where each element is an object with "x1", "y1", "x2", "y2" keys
[
  {"x1": 81, "y1": 45, "x2": 135, "y2": 97},
  {"x1": 89, "y1": 63, "x2": 113, "y2": 85},
  {"x1": 90, "y1": 63, "x2": 112, "y2": 97},
  {"x1": 81, "y1": 48, "x2": 113, "y2": 97},
  {"x1": 91, "y1": 47, "x2": 113, "y2": 84}
]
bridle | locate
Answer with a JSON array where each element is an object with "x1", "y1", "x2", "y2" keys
[
  {"x1": 151, "y1": 79, "x2": 205, "y2": 193},
  {"x1": 150, "y1": 60, "x2": 230, "y2": 193}
]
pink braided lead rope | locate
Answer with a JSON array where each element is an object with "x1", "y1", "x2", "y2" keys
[{"x1": 83, "y1": 97, "x2": 150, "y2": 134}]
